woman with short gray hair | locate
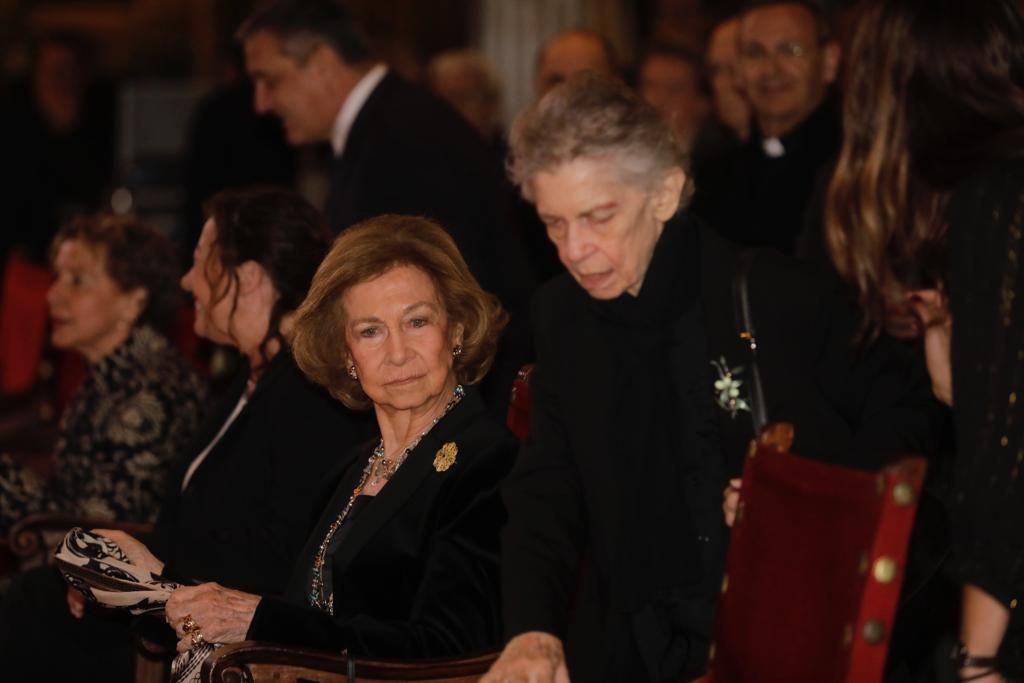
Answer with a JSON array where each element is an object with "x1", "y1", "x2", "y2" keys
[
  {"x1": 508, "y1": 71, "x2": 691, "y2": 207},
  {"x1": 486, "y1": 74, "x2": 940, "y2": 682}
]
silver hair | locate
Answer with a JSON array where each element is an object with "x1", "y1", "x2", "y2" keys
[{"x1": 507, "y1": 73, "x2": 692, "y2": 203}]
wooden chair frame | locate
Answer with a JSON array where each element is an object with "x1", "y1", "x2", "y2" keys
[{"x1": 202, "y1": 643, "x2": 498, "y2": 683}]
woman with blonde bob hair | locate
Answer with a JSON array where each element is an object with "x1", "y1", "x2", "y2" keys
[
  {"x1": 292, "y1": 213, "x2": 505, "y2": 410},
  {"x1": 163, "y1": 213, "x2": 517, "y2": 664}
]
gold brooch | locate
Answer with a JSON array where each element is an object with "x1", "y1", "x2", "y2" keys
[{"x1": 433, "y1": 442, "x2": 458, "y2": 472}]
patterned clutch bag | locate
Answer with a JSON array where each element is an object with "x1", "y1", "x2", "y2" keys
[{"x1": 55, "y1": 527, "x2": 182, "y2": 615}]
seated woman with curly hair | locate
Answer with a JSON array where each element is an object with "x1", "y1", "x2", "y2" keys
[{"x1": 0, "y1": 215, "x2": 203, "y2": 533}]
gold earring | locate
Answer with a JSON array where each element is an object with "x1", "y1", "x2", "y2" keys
[
  {"x1": 452, "y1": 344, "x2": 463, "y2": 358},
  {"x1": 347, "y1": 365, "x2": 358, "y2": 380}
]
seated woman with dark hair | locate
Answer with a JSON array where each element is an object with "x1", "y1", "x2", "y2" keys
[
  {"x1": 0, "y1": 215, "x2": 203, "y2": 532},
  {"x1": 0, "y1": 188, "x2": 367, "y2": 682},
  {"x1": 146, "y1": 214, "x2": 516, "y2": 669}
]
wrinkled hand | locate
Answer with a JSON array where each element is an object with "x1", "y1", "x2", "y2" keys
[
  {"x1": 722, "y1": 479, "x2": 742, "y2": 527},
  {"x1": 93, "y1": 528, "x2": 164, "y2": 576},
  {"x1": 481, "y1": 631, "x2": 570, "y2": 683},
  {"x1": 907, "y1": 289, "x2": 952, "y2": 406},
  {"x1": 165, "y1": 582, "x2": 261, "y2": 652},
  {"x1": 67, "y1": 585, "x2": 87, "y2": 618}
]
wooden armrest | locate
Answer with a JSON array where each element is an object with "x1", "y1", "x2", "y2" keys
[
  {"x1": 202, "y1": 641, "x2": 499, "y2": 683},
  {"x1": 8, "y1": 512, "x2": 153, "y2": 563}
]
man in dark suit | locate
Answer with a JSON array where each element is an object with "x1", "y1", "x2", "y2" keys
[
  {"x1": 691, "y1": 0, "x2": 841, "y2": 257},
  {"x1": 237, "y1": 0, "x2": 532, "y2": 414},
  {"x1": 236, "y1": 0, "x2": 529, "y2": 307}
]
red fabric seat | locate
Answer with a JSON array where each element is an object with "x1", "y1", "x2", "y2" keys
[
  {"x1": 1, "y1": 253, "x2": 206, "y2": 413},
  {"x1": 707, "y1": 432, "x2": 926, "y2": 683},
  {"x1": 0, "y1": 254, "x2": 54, "y2": 396},
  {"x1": 506, "y1": 364, "x2": 533, "y2": 441}
]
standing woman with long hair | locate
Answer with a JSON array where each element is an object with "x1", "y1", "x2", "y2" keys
[{"x1": 826, "y1": 1, "x2": 1024, "y2": 680}]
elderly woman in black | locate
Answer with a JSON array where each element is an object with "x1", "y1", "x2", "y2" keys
[
  {"x1": 826, "y1": 1, "x2": 1024, "y2": 679},
  {"x1": 158, "y1": 214, "x2": 516, "y2": 664},
  {"x1": 484, "y1": 74, "x2": 939, "y2": 682}
]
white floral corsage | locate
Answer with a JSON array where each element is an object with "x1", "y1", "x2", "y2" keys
[{"x1": 710, "y1": 356, "x2": 751, "y2": 418}]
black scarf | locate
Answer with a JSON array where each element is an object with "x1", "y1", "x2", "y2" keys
[
  {"x1": 589, "y1": 215, "x2": 722, "y2": 602},
  {"x1": 589, "y1": 215, "x2": 724, "y2": 680}
]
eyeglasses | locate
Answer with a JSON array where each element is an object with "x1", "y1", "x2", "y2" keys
[{"x1": 739, "y1": 41, "x2": 812, "y2": 64}]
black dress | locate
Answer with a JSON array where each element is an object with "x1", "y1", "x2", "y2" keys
[
  {"x1": 248, "y1": 386, "x2": 517, "y2": 658},
  {"x1": 153, "y1": 349, "x2": 369, "y2": 593},
  {"x1": 944, "y1": 159, "x2": 1024, "y2": 672},
  {"x1": 500, "y1": 213, "x2": 942, "y2": 682}
]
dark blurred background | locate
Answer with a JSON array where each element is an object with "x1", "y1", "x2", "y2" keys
[{"x1": 0, "y1": 0, "x2": 860, "y2": 260}]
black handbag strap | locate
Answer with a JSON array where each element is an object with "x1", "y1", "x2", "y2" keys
[{"x1": 733, "y1": 248, "x2": 769, "y2": 433}]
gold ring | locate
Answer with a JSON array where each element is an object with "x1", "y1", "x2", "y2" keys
[
  {"x1": 181, "y1": 614, "x2": 197, "y2": 634},
  {"x1": 191, "y1": 630, "x2": 206, "y2": 648}
]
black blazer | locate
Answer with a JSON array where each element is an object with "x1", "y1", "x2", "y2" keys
[
  {"x1": 326, "y1": 72, "x2": 531, "y2": 310},
  {"x1": 248, "y1": 386, "x2": 518, "y2": 658},
  {"x1": 690, "y1": 102, "x2": 841, "y2": 257},
  {"x1": 501, "y1": 215, "x2": 941, "y2": 681},
  {"x1": 153, "y1": 350, "x2": 368, "y2": 595}
]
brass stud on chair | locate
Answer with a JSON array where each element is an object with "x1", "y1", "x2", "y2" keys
[
  {"x1": 842, "y1": 624, "x2": 853, "y2": 647},
  {"x1": 892, "y1": 482, "x2": 915, "y2": 506},
  {"x1": 858, "y1": 553, "x2": 869, "y2": 575},
  {"x1": 721, "y1": 575, "x2": 729, "y2": 594},
  {"x1": 873, "y1": 557, "x2": 897, "y2": 584},
  {"x1": 862, "y1": 619, "x2": 886, "y2": 645},
  {"x1": 709, "y1": 642, "x2": 716, "y2": 661}
]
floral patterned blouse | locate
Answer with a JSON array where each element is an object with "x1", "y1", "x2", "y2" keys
[{"x1": 0, "y1": 325, "x2": 204, "y2": 533}]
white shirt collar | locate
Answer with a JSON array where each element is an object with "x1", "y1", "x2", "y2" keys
[
  {"x1": 761, "y1": 136, "x2": 786, "y2": 158},
  {"x1": 331, "y1": 63, "x2": 388, "y2": 157}
]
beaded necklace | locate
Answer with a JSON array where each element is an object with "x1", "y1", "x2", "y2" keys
[{"x1": 308, "y1": 384, "x2": 465, "y2": 613}]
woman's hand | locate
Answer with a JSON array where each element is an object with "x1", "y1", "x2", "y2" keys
[
  {"x1": 907, "y1": 289, "x2": 953, "y2": 406},
  {"x1": 481, "y1": 631, "x2": 570, "y2": 683},
  {"x1": 67, "y1": 586, "x2": 87, "y2": 618},
  {"x1": 93, "y1": 528, "x2": 165, "y2": 576},
  {"x1": 958, "y1": 584, "x2": 1010, "y2": 683},
  {"x1": 722, "y1": 479, "x2": 742, "y2": 527},
  {"x1": 165, "y1": 582, "x2": 261, "y2": 652}
]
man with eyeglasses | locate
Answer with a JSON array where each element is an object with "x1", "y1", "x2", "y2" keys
[{"x1": 691, "y1": 0, "x2": 840, "y2": 258}]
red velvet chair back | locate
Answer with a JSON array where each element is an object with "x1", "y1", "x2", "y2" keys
[
  {"x1": 506, "y1": 364, "x2": 534, "y2": 441},
  {"x1": 708, "y1": 436, "x2": 926, "y2": 683},
  {"x1": 0, "y1": 254, "x2": 54, "y2": 395}
]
